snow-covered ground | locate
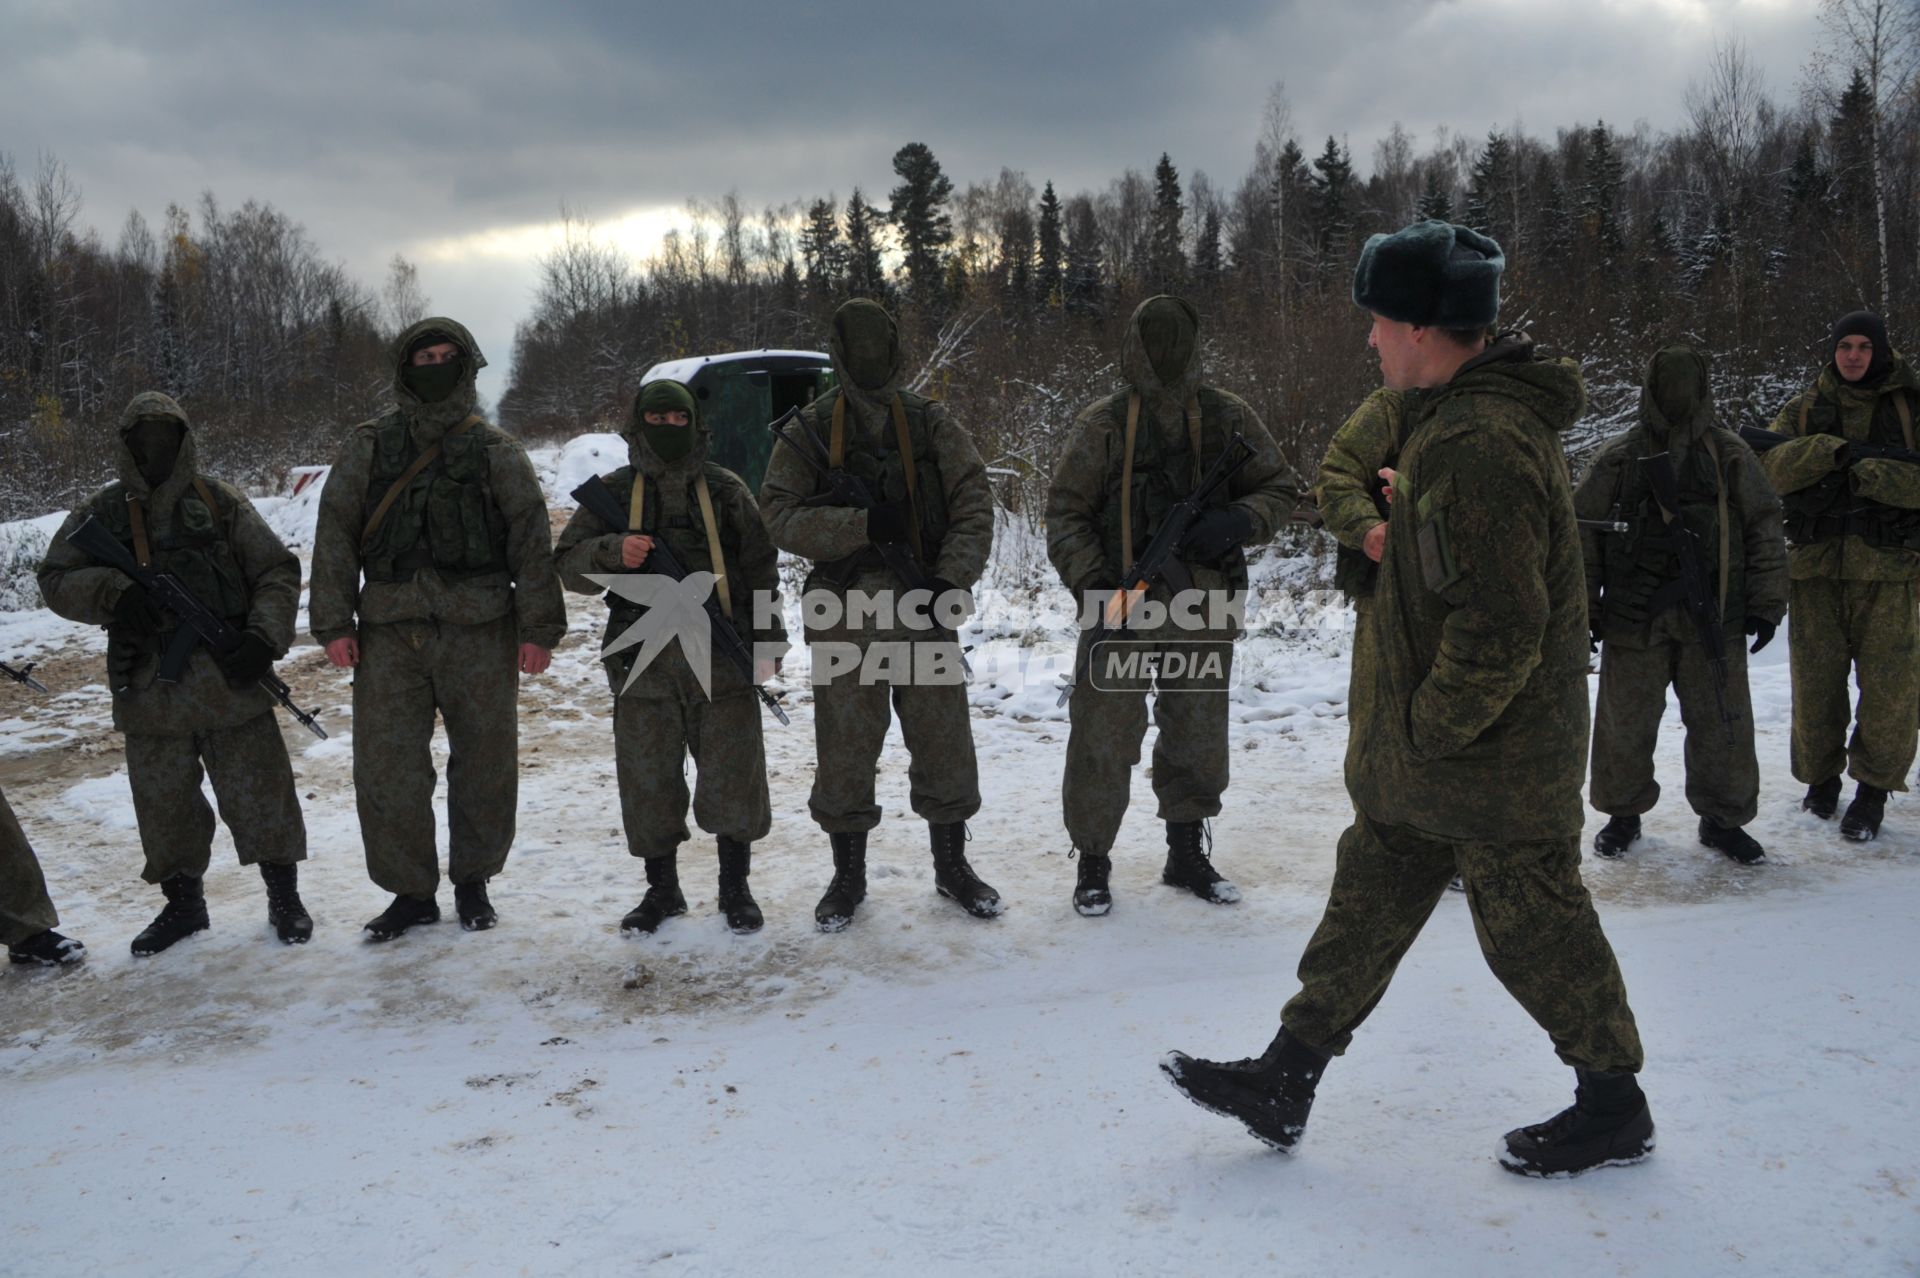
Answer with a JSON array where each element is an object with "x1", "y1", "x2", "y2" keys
[{"x1": 2, "y1": 444, "x2": 1916, "y2": 1276}]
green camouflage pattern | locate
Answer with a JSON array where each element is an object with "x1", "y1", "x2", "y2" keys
[
  {"x1": 0, "y1": 786, "x2": 60, "y2": 946},
  {"x1": 1346, "y1": 336, "x2": 1593, "y2": 842},
  {"x1": 1761, "y1": 355, "x2": 1920, "y2": 583},
  {"x1": 759, "y1": 304, "x2": 990, "y2": 834},
  {"x1": 553, "y1": 385, "x2": 781, "y2": 858},
  {"x1": 125, "y1": 713, "x2": 306, "y2": 883},
  {"x1": 37, "y1": 392, "x2": 303, "y2": 735},
  {"x1": 1060, "y1": 613, "x2": 1235, "y2": 856},
  {"x1": 1314, "y1": 387, "x2": 1409, "y2": 577},
  {"x1": 352, "y1": 613, "x2": 520, "y2": 896},
  {"x1": 1787, "y1": 576, "x2": 1918, "y2": 790},
  {"x1": 1590, "y1": 634, "x2": 1759, "y2": 825},
  {"x1": 1280, "y1": 814, "x2": 1644, "y2": 1072},
  {"x1": 309, "y1": 316, "x2": 566, "y2": 648}
]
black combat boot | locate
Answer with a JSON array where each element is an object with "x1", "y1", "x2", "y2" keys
[
  {"x1": 260, "y1": 862, "x2": 312, "y2": 944},
  {"x1": 131, "y1": 874, "x2": 210, "y2": 957},
  {"x1": 454, "y1": 880, "x2": 497, "y2": 931},
  {"x1": 8, "y1": 928, "x2": 85, "y2": 966},
  {"x1": 1841, "y1": 783, "x2": 1888, "y2": 842},
  {"x1": 1698, "y1": 817, "x2": 1765, "y2": 865},
  {"x1": 717, "y1": 837, "x2": 763, "y2": 934},
  {"x1": 1592, "y1": 814, "x2": 1641, "y2": 858},
  {"x1": 815, "y1": 832, "x2": 868, "y2": 933},
  {"x1": 1500, "y1": 1069, "x2": 1655, "y2": 1177},
  {"x1": 1160, "y1": 1026, "x2": 1331, "y2": 1151},
  {"x1": 363, "y1": 893, "x2": 440, "y2": 942},
  {"x1": 1162, "y1": 821, "x2": 1240, "y2": 904},
  {"x1": 621, "y1": 855, "x2": 687, "y2": 935},
  {"x1": 1072, "y1": 851, "x2": 1113, "y2": 917},
  {"x1": 931, "y1": 822, "x2": 1002, "y2": 919},
  {"x1": 1803, "y1": 776, "x2": 1842, "y2": 819}
]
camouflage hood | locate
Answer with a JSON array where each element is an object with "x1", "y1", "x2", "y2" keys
[
  {"x1": 115, "y1": 390, "x2": 201, "y2": 514},
  {"x1": 391, "y1": 315, "x2": 487, "y2": 440},
  {"x1": 1119, "y1": 295, "x2": 1204, "y2": 406},
  {"x1": 1637, "y1": 344, "x2": 1714, "y2": 456},
  {"x1": 1433, "y1": 332, "x2": 1585, "y2": 435},
  {"x1": 828, "y1": 299, "x2": 904, "y2": 413},
  {"x1": 625, "y1": 379, "x2": 710, "y2": 481}
]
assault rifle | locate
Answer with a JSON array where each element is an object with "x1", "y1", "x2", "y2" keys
[
  {"x1": 1640, "y1": 451, "x2": 1736, "y2": 742},
  {"x1": 570, "y1": 475, "x2": 790, "y2": 726},
  {"x1": 1740, "y1": 423, "x2": 1920, "y2": 467},
  {"x1": 766, "y1": 406, "x2": 973, "y2": 677},
  {"x1": 1057, "y1": 433, "x2": 1257, "y2": 707},
  {"x1": 0, "y1": 660, "x2": 48, "y2": 694},
  {"x1": 64, "y1": 515, "x2": 328, "y2": 739}
]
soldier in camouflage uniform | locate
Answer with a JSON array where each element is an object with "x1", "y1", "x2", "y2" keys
[
  {"x1": 760, "y1": 299, "x2": 1000, "y2": 932},
  {"x1": 310, "y1": 317, "x2": 567, "y2": 939},
  {"x1": 555, "y1": 379, "x2": 787, "y2": 936},
  {"x1": 1165, "y1": 222, "x2": 1652, "y2": 1179},
  {"x1": 1047, "y1": 295, "x2": 1299, "y2": 916},
  {"x1": 38, "y1": 391, "x2": 310, "y2": 955},
  {"x1": 1758, "y1": 311, "x2": 1920, "y2": 840},
  {"x1": 2, "y1": 790, "x2": 85, "y2": 965},
  {"x1": 1576, "y1": 346, "x2": 1788, "y2": 863}
]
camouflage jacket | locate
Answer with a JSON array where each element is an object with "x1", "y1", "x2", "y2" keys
[
  {"x1": 1315, "y1": 388, "x2": 1411, "y2": 599},
  {"x1": 1348, "y1": 336, "x2": 1593, "y2": 842},
  {"x1": 1759, "y1": 354, "x2": 1920, "y2": 582},
  {"x1": 37, "y1": 392, "x2": 301, "y2": 735}
]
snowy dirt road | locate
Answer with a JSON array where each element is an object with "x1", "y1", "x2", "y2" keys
[{"x1": 3, "y1": 453, "x2": 1918, "y2": 1275}]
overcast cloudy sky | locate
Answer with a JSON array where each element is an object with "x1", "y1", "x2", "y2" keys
[{"x1": 6, "y1": 0, "x2": 1818, "y2": 404}]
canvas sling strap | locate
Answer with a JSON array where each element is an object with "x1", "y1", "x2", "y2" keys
[
  {"x1": 127, "y1": 477, "x2": 221, "y2": 569},
  {"x1": 623, "y1": 469, "x2": 732, "y2": 620},
  {"x1": 359, "y1": 414, "x2": 482, "y2": 552}
]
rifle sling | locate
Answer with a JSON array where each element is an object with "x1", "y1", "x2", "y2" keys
[
  {"x1": 613, "y1": 471, "x2": 731, "y2": 622},
  {"x1": 126, "y1": 477, "x2": 222, "y2": 571},
  {"x1": 360, "y1": 414, "x2": 482, "y2": 552}
]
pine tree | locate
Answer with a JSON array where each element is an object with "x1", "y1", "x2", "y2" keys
[
  {"x1": 1194, "y1": 202, "x2": 1223, "y2": 292},
  {"x1": 998, "y1": 204, "x2": 1035, "y2": 315},
  {"x1": 844, "y1": 188, "x2": 887, "y2": 301},
  {"x1": 1035, "y1": 181, "x2": 1064, "y2": 307},
  {"x1": 1147, "y1": 152, "x2": 1188, "y2": 292},
  {"x1": 1064, "y1": 194, "x2": 1103, "y2": 314},
  {"x1": 1531, "y1": 155, "x2": 1571, "y2": 265},
  {"x1": 1309, "y1": 136, "x2": 1355, "y2": 262},
  {"x1": 888, "y1": 142, "x2": 954, "y2": 305},
  {"x1": 1785, "y1": 130, "x2": 1827, "y2": 217},
  {"x1": 1830, "y1": 68, "x2": 1876, "y2": 223},
  {"x1": 798, "y1": 197, "x2": 844, "y2": 299},
  {"x1": 1580, "y1": 121, "x2": 1625, "y2": 255},
  {"x1": 1415, "y1": 168, "x2": 1454, "y2": 222},
  {"x1": 1466, "y1": 130, "x2": 1514, "y2": 243}
]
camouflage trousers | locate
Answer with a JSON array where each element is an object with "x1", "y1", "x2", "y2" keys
[
  {"x1": 1591, "y1": 635, "x2": 1758, "y2": 827},
  {"x1": 125, "y1": 712, "x2": 307, "y2": 883},
  {"x1": 1281, "y1": 813, "x2": 1645, "y2": 1073},
  {"x1": 0, "y1": 786, "x2": 59, "y2": 946},
  {"x1": 610, "y1": 649, "x2": 770, "y2": 861},
  {"x1": 353, "y1": 615, "x2": 518, "y2": 897},
  {"x1": 1788, "y1": 576, "x2": 1919, "y2": 791},
  {"x1": 807, "y1": 631, "x2": 978, "y2": 834},
  {"x1": 1062, "y1": 623, "x2": 1234, "y2": 857}
]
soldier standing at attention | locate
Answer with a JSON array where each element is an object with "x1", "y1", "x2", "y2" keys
[
  {"x1": 1163, "y1": 222, "x2": 1653, "y2": 1178},
  {"x1": 310, "y1": 318, "x2": 566, "y2": 940},
  {"x1": 1046, "y1": 295, "x2": 1297, "y2": 916},
  {"x1": 38, "y1": 392, "x2": 310, "y2": 955},
  {"x1": 1757, "y1": 311, "x2": 1920, "y2": 841}
]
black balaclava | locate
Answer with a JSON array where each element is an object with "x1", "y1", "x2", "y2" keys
[
  {"x1": 401, "y1": 330, "x2": 465, "y2": 404},
  {"x1": 1831, "y1": 310, "x2": 1893, "y2": 386},
  {"x1": 635, "y1": 380, "x2": 699, "y2": 464},
  {"x1": 127, "y1": 416, "x2": 185, "y2": 488},
  {"x1": 833, "y1": 300, "x2": 898, "y2": 392}
]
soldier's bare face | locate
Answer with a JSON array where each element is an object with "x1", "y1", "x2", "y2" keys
[
  {"x1": 642, "y1": 410, "x2": 692, "y2": 426},
  {"x1": 410, "y1": 342, "x2": 460, "y2": 367},
  {"x1": 1368, "y1": 314, "x2": 1421, "y2": 391},
  {"x1": 1836, "y1": 335, "x2": 1875, "y2": 383}
]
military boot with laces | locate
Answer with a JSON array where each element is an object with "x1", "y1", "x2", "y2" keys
[
  {"x1": 716, "y1": 837, "x2": 763, "y2": 934},
  {"x1": 1500, "y1": 1069, "x2": 1655, "y2": 1177},
  {"x1": 1072, "y1": 851, "x2": 1112, "y2": 917},
  {"x1": 1160, "y1": 1027, "x2": 1330, "y2": 1151},
  {"x1": 1162, "y1": 820, "x2": 1240, "y2": 904},
  {"x1": 1841, "y1": 783, "x2": 1888, "y2": 842},
  {"x1": 131, "y1": 874, "x2": 210, "y2": 957},
  {"x1": 1802, "y1": 776, "x2": 1842, "y2": 819},
  {"x1": 1592, "y1": 814, "x2": 1641, "y2": 858},
  {"x1": 815, "y1": 832, "x2": 868, "y2": 933},
  {"x1": 260, "y1": 862, "x2": 312, "y2": 944},
  {"x1": 931, "y1": 821, "x2": 1001, "y2": 919}
]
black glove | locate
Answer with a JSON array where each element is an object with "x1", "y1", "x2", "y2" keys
[
  {"x1": 1180, "y1": 506, "x2": 1254, "y2": 561},
  {"x1": 111, "y1": 585, "x2": 165, "y2": 635},
  {"x1": 1746, "y1": 616, "x2": 1776, "y2": 654},
  {"x1": 925, "y1": 575, "x2": 975, "y2": 623},
  {"x1": 867, "y1": 500, "x2": 912, "y2": 544},
  {"x1": 216, "y1": 631, "x2": 276, "y2": 687}
]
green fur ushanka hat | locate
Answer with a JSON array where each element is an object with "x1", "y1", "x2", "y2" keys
[{"x1": 1351, "y1": 219, "x2": 1505, "y2": 329}]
